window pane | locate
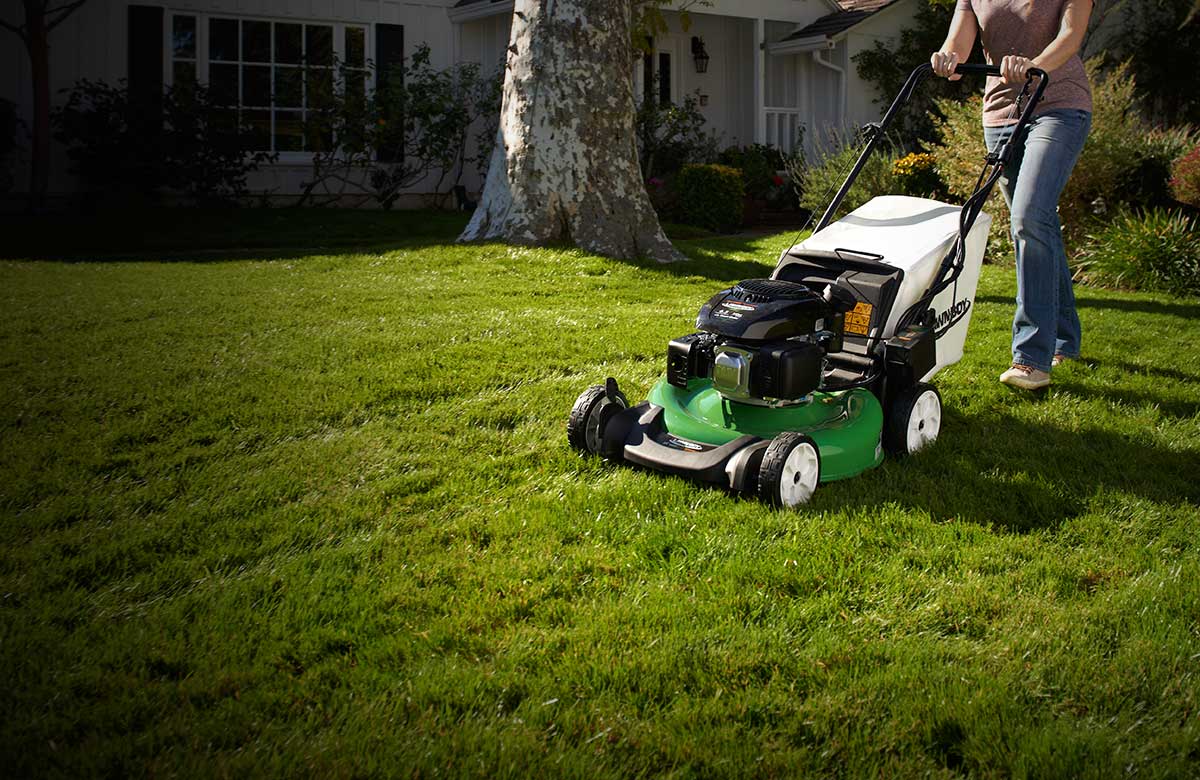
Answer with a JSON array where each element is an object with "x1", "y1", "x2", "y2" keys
[
  {"x1": 242, "y1": 109, "x2": 271, "y2": 151},
  {"x1": 242, "y1": 65, "x2": 270, "y2": 107},
  {"x1": 305, "y1": 25, "x2": 332, "y2": 67},
  {"x1": 243, "y1": 20, "x2": 271, "y2": 63},
  {"x1": 210, "y1": 18, "x2": 238, "y2": 62},
  {"x1": 306, "y1": 68, "x2": 333, "y2": 110},
  {"x1": 173, "y1": 61, "x2": 197, "y2": 90},
  {"x1": 658, "y1": 52, "x2": 671, "y2": 104},
  {"x1": 173, "y1": 16, "x2": 196, "y2": 59},
  {"x1": 275, "y1": 67, "x2": 302, "y2": 108},
  {"x1": 275, "y1": 110, "x2": 304, "y2": 151},
  {"x1": 345, "y1": 71, "x2": 366, "y2": 107},
  {"x1": 276, "y1": 23, "x2": 302, "y2": 65},
  {"x1": 345, "y1": 27, "x2": 365, "y2": 69},
  {"x1": 306, "y1": 119, "x2": 333, "y2": 154},
  {"x1": 209, "y1": 63, "x2": 238, "y2": 105}
]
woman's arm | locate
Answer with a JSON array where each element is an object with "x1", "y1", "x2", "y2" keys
[
  {"x1": 931, "y1": 6, "x2": 978, "y2": 81},
  {"x1": 1000, "y1": 0, "x2": 1093, "y2": 83}
]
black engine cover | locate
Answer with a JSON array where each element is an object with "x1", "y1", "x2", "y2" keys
[{"x1": 697, "y1": 279, "x2": 832, "y2": 341}]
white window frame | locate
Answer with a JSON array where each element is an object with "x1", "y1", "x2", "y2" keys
[{"x1": 164, "y1": 10, "x2": 374, "y2": 163}]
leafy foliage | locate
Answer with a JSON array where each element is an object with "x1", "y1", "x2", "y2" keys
[
  {"x1": 892, "y1": 151, "x2": 949, "y2": 199},
  {"x1": 673, "y1": 163, "x2": 744, "y2": 232},
  {"x1": 798, "y1": 133, "x2": 900, "y2": 223},
  {"x1": 636, "y1": 92, "x2": 720, "y2": 179},
  {"x1": 1076, "y1": 208, "x2": 1200, "y2": 294},
  {"x1": 1170, "y1": 143, "x2": 1200, "y2": 207},
  {"x1": 51, "y1": 79, "x2": 275, "y2": 205},
  {"x1": 852, "y1": 0, "x2": 979, "y2": 144},
  {"x1": 1089, "y1": 0, "x2": 1200, "y2": 125},
  {"x1": 300, "y1": 45, "x2": 502, "y2": 209}
]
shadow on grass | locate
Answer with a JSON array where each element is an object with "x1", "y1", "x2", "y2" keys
[
  {"x1": 0, "y1": 208, "x2": 473, "y2": 262},
  {"x1": 816, "y1": 406, "x2": 1200, "y2": 531},
  {"x1": 975, "y1": 293, "x2": 1200, "y2": 319}
]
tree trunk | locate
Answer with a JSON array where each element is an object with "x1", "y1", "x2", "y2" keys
[
  {"x1": 25, "y1": 1, "x2": 50, "y2": 213},
  {"x1": 458, "y1": 0, "x2": 685, "y2": 263}
]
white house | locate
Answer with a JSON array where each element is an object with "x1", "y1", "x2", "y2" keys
[{"x1": 0, "y1": 0, "x2": 916, "y2": 202}]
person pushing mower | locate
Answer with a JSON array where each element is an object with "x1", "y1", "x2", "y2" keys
[{"x1": 931, "y1": 0, "x2": 1094, "y2": 390}]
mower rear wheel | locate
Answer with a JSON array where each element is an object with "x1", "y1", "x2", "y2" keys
[
  {"x1": 758, "y1": 432, "x2": 821, "y2": 508},
  {"x1": 885, "y1": 382, "x2": 942, "y2": 456},
  {"x1": 567, "y1": 384, "x2": 629, "y2": 455}
]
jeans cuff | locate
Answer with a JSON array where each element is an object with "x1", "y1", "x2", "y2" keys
[{"x1": 1013, "y1": 357, "x2": 1052, "y2": 373}]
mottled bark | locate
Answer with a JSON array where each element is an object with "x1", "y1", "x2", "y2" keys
[{"x1": 458, "y1": 0, "x2": 685, "y2": 263}]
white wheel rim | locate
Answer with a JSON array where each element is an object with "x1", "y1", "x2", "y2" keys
[
  {"x1": 905, "y1": 390, "x2": 941, "y2": 454},
  {"x1": 778, "y1": 442, "x2": 819, "y2": 507}
]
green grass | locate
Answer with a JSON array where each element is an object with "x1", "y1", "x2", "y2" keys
[{"x1": 2, "y1": 210, "x2": 1199, "y2": 777}]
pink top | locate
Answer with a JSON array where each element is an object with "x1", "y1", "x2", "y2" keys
[{"x1": 955, "y1": 0, "x2": 1092, "y2": 126}]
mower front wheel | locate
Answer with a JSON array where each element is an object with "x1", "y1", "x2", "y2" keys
[
  {"x1": 758, "y1": 432, "x2": 821, "y2": 509},
  {"x1": 567, "y1": 383, "x2": 629, "y2": 456},
  {"x1": 885, "y1": 382, "x2": 942, "y2": 456}
]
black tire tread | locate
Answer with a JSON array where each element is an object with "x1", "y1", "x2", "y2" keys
[
  {"x1": 757, "y1": 432, "x2": 820, "y2": 508},
  {"x1": 567, "y1": 385, "x2": 608, "y2": 453},
  {"x1": 884, "y1": 382, "x2": 940, "y2": 457}
]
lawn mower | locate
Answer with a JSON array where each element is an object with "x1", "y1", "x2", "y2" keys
[{"x1": 568, "y1": 63, "x2": 1048, "y2": 508}]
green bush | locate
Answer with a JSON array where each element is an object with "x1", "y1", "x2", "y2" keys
[
  {"x1": 892, "y1": 151, "x2": 949, "y2": 199},
  {"x1": 673, "y1": 163, "x2": 745, "y2": 232},
  {"x1": 636, "y1": 92, "x2": 721, "y2": 179},
  {"x1": 798, "y1": 133, "x2": 899, "y2": 223},
  {"x1": 1171, "y1": 144, "x2": 1200, "y2": 208},
  {"x1": 1076, "y1": 208, "x2": 1200, "y2": 295},
  {"x1": 52, "y1": 79, "x2": 276, "y2": 205}
]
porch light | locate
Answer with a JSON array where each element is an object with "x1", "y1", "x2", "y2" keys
[{"x1": 691, "y1": 36, "x2": 710, "y2": 74}]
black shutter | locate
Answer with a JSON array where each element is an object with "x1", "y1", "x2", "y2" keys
[
  {"x1": 127, "y1": 5, "x2": 164, "y2": 106},
  {"x1": 375, "y1": 24, "x2": 404, "y2": 162}
]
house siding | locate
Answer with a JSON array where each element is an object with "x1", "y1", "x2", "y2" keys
[{"x1": 1, "y1": 0, "x2": 920, "y2": 202}]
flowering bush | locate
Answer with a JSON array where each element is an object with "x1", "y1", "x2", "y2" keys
[
  {"x1": 892, "y1": 151, "x2": 948, "y2": 199},
  {"x1": 1171, "y1": 144, "x2": 1200, "y2": 208}
]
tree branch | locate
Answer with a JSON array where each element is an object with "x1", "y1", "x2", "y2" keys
[
  {"x1": 45, "y1": 0, "x2": 89, "y2": 31},
  {"x1": 0, "y1": 19, "x2": 29, "y2": 42}
]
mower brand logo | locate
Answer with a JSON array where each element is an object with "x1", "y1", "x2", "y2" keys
[{"x1": 933, "y1": 297, "x2": 972, "y2": 337}]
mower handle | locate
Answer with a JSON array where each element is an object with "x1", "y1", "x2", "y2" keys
[
  {"x1": 814, "y1": 62, "x2": 1049, "y2": 234},
  {"x1": 954, "y1": 62, "x2": 1049, "y2": 81}
]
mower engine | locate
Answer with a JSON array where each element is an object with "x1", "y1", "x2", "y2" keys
[{"x1": 666, "y1": 278, "x2": 855, "y2": 405}]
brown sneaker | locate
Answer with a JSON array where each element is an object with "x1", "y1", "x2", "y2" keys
[
  {"x1": 1000, "y1": 363, "x2": 1051, "y2": 390},
  {"x1": 1051, "y1": 354, "x2": 1074, "y2": 368}
]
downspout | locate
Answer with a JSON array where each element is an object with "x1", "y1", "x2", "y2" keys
[{"x1": 810, "y1": 47, "x2": 845, "y2": 129}]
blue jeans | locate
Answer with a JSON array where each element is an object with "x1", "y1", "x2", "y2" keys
[{"x1": 983, "y1": 109, "x2": 1091, "y2": 372}]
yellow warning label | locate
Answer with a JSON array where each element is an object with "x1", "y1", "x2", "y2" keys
[{"x1": 845, "y1": 301, "x2": 873, "y2": 336}]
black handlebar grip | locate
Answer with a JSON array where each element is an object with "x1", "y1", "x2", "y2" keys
[{"x1": 954, "y1": 62, "x2": 1049, "y2": 81}]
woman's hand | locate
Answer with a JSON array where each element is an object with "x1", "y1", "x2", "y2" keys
[
  {"x1": 931, "y1": 50, "x2": 963, "y2": 81},
  {"x1": 1000, "y1": 54, "x2": 1035, "y2": 84}
]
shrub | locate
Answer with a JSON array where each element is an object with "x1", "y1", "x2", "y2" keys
[
  {"x1": 637, "y1": 92, "x2": 721, "y2": 179},
  {"x1": 892, "y1": 151, "x2": 948, "y2": 199},
  {"x1": 1171, "y1": 144, "x2": 1200, "y2": 208},
  {"x1": 798, "y1": 132, "x2": 899, "y2": 223},
  {"x1": 300, "y1": 45, "x2": 503, "y2": 208},
  {"x1": 1075, "y1": 208, "x2": 1200, "y2": 295},
  {"x1": 673, "y1": 163, "x2": 744, "y2": 232},
  {"x1": 52, "y1": 79, "x2": 274, "y2": 205}
]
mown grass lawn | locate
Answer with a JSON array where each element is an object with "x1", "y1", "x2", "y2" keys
[{"x1": 2, "y1": 210, "x2": 1199, "y2": 777}]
